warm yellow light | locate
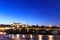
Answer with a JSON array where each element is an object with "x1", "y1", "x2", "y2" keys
[
  {"x1": 0, "y1": 32, "x2": 6, "y2": 35},
  {"x1": 5, "y1": 27, "x2": 11, "y2": 29},
  {"x1": 12, "y1": 27, "x2": 15, "y2": 29},
  {"x1": 16, "y1": 34, "x2": 20, "y2": 38},
  {"x1": 0, "y1": 27, "x2": 5, "y2": 30},
  {"x1": 38, "y1": 35, "x2": 43, "y2": 40},
  {"x1": 22, "y1": 35, "x2": 25, "y2": 38},
  {"x1": 48, "y1": 35, "x2": 54, "y2": 40},
  {"x1": 30, "y1": 34, "x2": 33, "y2": 38}
]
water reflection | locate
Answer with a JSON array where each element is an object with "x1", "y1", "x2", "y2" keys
[
  {"x1": 38, "y1": 35, "x2": 42, "y2": 40},
  {"x1": 0, "y1": 34, "x2": 60, "y2": 40},
  {"x1": 22, "y1": 35, "x2": 25, "y2": 38},
  {"x1": 30, "y1": 34, "x2": 33, "y2": 38},
  {"x1": 11, "y1": 34, "x2": 15, "y2": 39},
  {"x1": 16, "y1": 34, "x2": 20, "y2": 38},
  {"x1": 48, "y1": 35, "x2": 54, "y2": 40}
]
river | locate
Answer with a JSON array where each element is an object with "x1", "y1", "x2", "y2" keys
[{"x1": 0, "y1": 34, "x2": 60, "y2": 40}]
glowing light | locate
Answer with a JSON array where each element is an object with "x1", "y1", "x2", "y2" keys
[
  {"x1": 5, "y1": 27, "x2": 11, "y2": 29},
  {"x1": 0, "y1": 32, "x2": 6, "y2": 35},
  {"x1": 16, "y1": 34, "x2": 20, "y2": 38},
  {"x1": 16, "y1": 34, "x2": 19, "y2": 38},
  {"x1": 0, "y1": 27, "x2": 5, "y2": 30},
  {"x1": 38, "y1": 35, "x2": 43, "y2": 40},
  {"x1": 12, "y1": 27, "x2": 15, "y2": 29},
  {"x1": 48, "y1": 35, "x2": 54, "y2": 40},
  {"x1": 30, "y1": 34, "x2": 33, "y2": 38},
  {"x1": 22, "y1": 35, "x2": 25, "y2": 38},
  {"x1": 8, "y1": 34, "x2": 11, "y2": 37}
]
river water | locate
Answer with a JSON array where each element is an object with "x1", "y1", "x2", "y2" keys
[{"x1": 0, "y1": 34, "x2": 60, "y2": 40}]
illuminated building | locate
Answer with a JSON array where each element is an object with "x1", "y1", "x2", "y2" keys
[
  {"x1": 11, "y1": 22, "x2": 21, "y2": 29},
  {"x1": 0, "y1": 24, "x2": 11, "y2": 34}
]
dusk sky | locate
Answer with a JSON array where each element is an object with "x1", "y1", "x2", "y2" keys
[{"x1": 0, "y1": 0, "x2": 60, "y2": 25}]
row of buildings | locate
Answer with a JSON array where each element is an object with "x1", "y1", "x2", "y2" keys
[
  {"x1": 0, "y1": 22, "x2": 59, "y2": 32},
  {"x1": 0, "y1": 22, "x2": 60, "y2": 31},
  {"x1": 0, "y1": 22, "x2": 59, "y2": 34}
]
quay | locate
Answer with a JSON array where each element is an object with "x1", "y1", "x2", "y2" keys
[{"x1": 0, "y1": 22, "x2": 60, "y2": 35}]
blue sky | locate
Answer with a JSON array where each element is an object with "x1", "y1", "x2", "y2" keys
[{"x1": 0, "y1": 0, "x2": 60, "y2": 25}]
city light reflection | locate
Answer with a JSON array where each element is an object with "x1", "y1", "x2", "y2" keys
[
  {"x1": 48, "y1": 35, "x2": 54, "y2": 40},
  {"x1": 16, "y1": 34, "x2": 20, "y2": 38},
  {"x1": 0, "y1": 32, "x2": 6, "y2": 35},
  {"x1": 11, "y1": 34, "x2": 15, "y2": 39},
  {"x1": 15, "y1": 36, "x2": 20, "y2": 40},
  {"x1": 38, "y1": 35, "x2": 43, "y2": 40},
  {"x1": 22, "y1": 35, "x2": 25, "y2": 38},
  {"x1": 30, "y1": 34, "x2": 33, "y2": 38}
]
